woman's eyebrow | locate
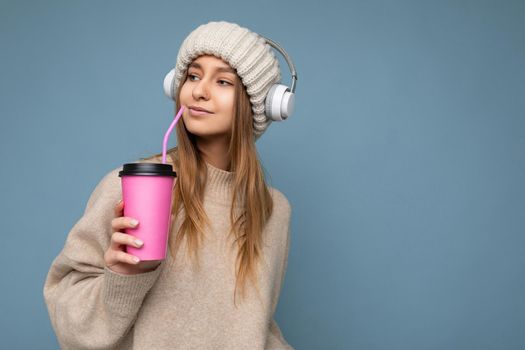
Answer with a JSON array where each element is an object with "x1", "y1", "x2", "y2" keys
[{"x1": 189, "y1": 62, "x2": 236, "y2": 74}]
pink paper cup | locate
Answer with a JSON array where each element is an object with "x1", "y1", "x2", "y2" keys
[{"x1": 118, "y1": 163, "x2": 177, "y2": 261}]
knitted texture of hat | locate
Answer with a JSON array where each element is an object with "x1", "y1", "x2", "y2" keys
[{"x1": 172, "y1": 21, "x2": 282, "y2": 141}]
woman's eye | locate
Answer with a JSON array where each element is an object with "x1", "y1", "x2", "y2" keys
[{"x1": 187, "y1": 74, "x2": 231, "y2": 86}]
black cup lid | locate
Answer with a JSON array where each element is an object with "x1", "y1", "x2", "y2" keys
[{"x1": 118, "y1": 163, "x2": 177, "y2": 177}]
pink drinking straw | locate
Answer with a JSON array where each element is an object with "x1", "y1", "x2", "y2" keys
[{"x1": 162, "y1": 105, "x2": 185, "y2": 164}]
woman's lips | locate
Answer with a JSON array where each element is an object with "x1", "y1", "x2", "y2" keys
[{"x1": 189, "y1": 108, "x2": 213, "y2": 116}]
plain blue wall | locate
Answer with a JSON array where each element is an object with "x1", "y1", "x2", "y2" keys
[{"x1": 1, "y1": 0, "x2": 524, "y2": 349}]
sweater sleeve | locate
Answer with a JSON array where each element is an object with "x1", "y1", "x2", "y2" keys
[
  {"x1": 264, "y1": 188, "x2": 295, "y2": 349},
  {"x1": 268, "y1": 188, "x2": 292, "y2": 316},
  {"x1": 43, "y1": 167, "x2": 164, "y2": 350}
]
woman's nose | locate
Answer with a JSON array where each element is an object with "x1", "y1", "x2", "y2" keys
[{"x1": 192, "y1": 79, "x2": 210, "y2": 100}]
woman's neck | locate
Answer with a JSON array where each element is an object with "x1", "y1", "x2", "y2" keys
[{"x1": 196, "y1": 136, "x2": 231, "y2": 171}]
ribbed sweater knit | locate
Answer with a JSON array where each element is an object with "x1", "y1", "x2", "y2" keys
[{"x1": 43, "y1": 155, "x2": 293, "y2": 349}]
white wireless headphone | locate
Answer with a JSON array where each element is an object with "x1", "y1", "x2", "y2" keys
[{"x1": 163, "y1": 35, "x2": 297, "y2": 122}]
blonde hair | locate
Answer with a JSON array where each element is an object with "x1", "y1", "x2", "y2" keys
[{"x1": 144, "y1": 63, "x2": 273, "y2": 306}]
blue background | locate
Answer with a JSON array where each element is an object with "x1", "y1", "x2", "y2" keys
[{"x1": 1, "y1": 0, "x2": 524, "y2": 349}]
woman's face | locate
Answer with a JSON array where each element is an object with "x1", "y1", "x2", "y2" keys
[{"x1": 179, "y1": 55, "x2": 238, "y2": 140}]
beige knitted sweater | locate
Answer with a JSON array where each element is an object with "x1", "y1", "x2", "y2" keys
[{"x1": 43, "y1": 155, "x2": 293, "y2": 349}]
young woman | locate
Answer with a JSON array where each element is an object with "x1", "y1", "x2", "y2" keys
[{"x1": 43, "y1": 21, "x2": 294, "y2": 349}]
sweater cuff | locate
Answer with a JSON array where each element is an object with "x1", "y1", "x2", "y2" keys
[{"x1": 102, "y1": 263, "x2": 163, "y2": 317}]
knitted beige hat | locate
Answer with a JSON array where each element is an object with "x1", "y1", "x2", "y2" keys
[{"x1": 171, "y1": 21, "x2": 282, "y2": 141}]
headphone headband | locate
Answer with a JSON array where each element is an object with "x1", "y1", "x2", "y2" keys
[{"x1": 261, "y1": 36, "x2": 298, "y2": 94}]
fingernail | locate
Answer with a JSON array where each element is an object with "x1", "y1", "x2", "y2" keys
[
  {"x1": 133, "y1": 256, "x2": 140, "y2": 263},
  {"x1": 135, "y1": 239, "x2": 143, "y2": 246},
  {"x1": 130, "y1": 219, "x2": 139, "y2": 227}
]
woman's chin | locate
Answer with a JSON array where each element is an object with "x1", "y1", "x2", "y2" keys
[{"x1": 188, "y1": 129, "x2": 230, "y2": 141}]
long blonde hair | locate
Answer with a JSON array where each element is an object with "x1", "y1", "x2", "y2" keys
[{"x1": 144, "y1": 65, "x2": 273, "y2": 306}]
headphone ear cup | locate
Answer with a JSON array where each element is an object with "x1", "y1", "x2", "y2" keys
[
  {"x1": 282, "y1": 90, "x2": 295, "y2": 119},
  {"x1": 163, "y1": 68, "x2": 176, "y2": 100},
  {"x1": 265, "y1": 84, "x2": 294, "y2": 121}
]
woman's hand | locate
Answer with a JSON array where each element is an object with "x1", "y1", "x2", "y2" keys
[{"x1": 104, "y1": 199, "x2": 161, "y2": 275}]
